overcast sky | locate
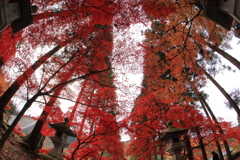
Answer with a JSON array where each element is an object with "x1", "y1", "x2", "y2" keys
[{"x1": 203, "y1": 37, "x2": 240, "y2": 125}]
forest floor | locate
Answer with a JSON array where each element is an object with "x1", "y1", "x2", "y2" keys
[{"x1": 0, "y1": 124, "x2": 40, "y2": 160}]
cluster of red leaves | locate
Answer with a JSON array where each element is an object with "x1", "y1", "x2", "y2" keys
[
  {"x1": 12, "y1": 124, "x2": 24, "y2": 137},
  {"x1": 66, "y1": 103, "x2": 126, "y2": 159},
  {"x1": 39, "y1": 148, "x2": 52, "y2": 154},
  {"x1": 0, "y1": 27, "x2": 23, "y2": 64},
  {"x1": 141, "y1": 0, "x2": 176, "y2": 22},
  {"x1": 41, "y1": 122, "x2": 56, "y2": 137}
]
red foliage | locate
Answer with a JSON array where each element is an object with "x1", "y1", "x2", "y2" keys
[
  {"x1": 39, "y1": 148, "x2": 51, "y2": 154},
  {"x1": 141, "y1": 0, "x2": 176, "y2": 22},
  {"x1": 0, "y1": 0, "x2": 180, "y2": 157},
  {"x1": 126, "y1": 90, "x2": 240, "y2": 159},
  {"x1": 12, "y1": 124, "x2": 24, "y2": 136},
  {"x1": 0, "y1": 27, "x2": 22, "y2": 64},
  {"x1": 41, "y1": 122, "x2": 55, "y2": 137}
]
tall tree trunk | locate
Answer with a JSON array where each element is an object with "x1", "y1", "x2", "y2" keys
[
  {"x1": 0, "y1": 45, "x2": 62, "y2": 127},
  {"x1": 161, "y1": 155, "x2": 164, "y2": 160},
  {"x1": 201, "y1": 67, "x2": 240, "y2": 117},
  {"x1": 197, "y1": 93, "x2": 233, "y2": 160},
  {"x1": 206, "y1": 42, "x2": 240, "y2": 70},
  {"x1": 184, "y1": 134, "x2": 194, "y2": 160},
  {"x1": 196, "y1": 128, "x2": 208, "y2": 160},
  {"x1": 196, "y1": 93, "x2": 224, "y2": 160},
  {"x1": 154, "y1": 154, "x2": 157, "y2": 160},
  {"x1": 0, "y1": 93, "x2": 40, "y2": 149}
]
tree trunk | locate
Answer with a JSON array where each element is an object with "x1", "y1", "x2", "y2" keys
[
  {"x1": 202, "y1": 67, "x2": 240, "y2": 117},
  {"x1": 198, "y1": 93, "x2": 233, "y2": 160},
  {"x1": 206, "y1": 42, "x2": 240, "y2": 70},
  {"x1": 196, "y1": 93, "x2": 224, "y2": 160},
  {"x1": 161, "y1": 155, "x2": 164, "y2": 160},
  {"x1": 184, "y1": 134, "x2": 194, "y2": 160},
  {"x1": 0, "y1": 45, "x2": 62, "y2": 127},
  {"x1": 26, "y1": 110, "x2": 46, "y2": 150},
  {"x1": 196, "y1": 128, "x2": 208, "y2": 160},
  {"x1": 26, "y1": 105, "x2": 55, "y2": 150},
  {"x1": 215, "y1": 140, "x2": 224, "y2": 160},
  {"x1": 154, "y1": 154, "x2": 157, "y2": 160},
  {"x1": 0, "y1": 93, "x2": 40, "y2": 149}
]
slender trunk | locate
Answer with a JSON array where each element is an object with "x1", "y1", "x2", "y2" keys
[
  {"x1": 0, "y1": 93, "x2": 40, "y2": 149},
  {"x1": 238, "y1": 116, "x2": 240, "y2": 128},
  {"x1": 154, "y1": 154, "x2": 157, "y2": 160},
  {"x1": 202, "y1": 67, "x2": 240, "y2": 116},
  {"x1": 198, "y1": 93, "x2": 233, "y2": 160},
  {"x1": 206, "y1": 42, "x2": 240, "y2": 70},
  {"x1": 0, "y1": 59, "x2": 4, "y2": 68},
  {"x1": 161, "y1": 155, "x2": 164, "y2": 160},
  {"x1": 196, "y1": 128, "x2": 208, "y2": 160},
  {"x1": 26, "y1": 112, "x2": 46, "y2": 150},
  {"x1": 196, "y1": 93, "x2": 224, "y2": 160},
  {"x1": 198, "y1": 95, "x2": 210, "y2": 117},
  {"x1": 215, "y1": 141, "x2": 224, "y2": 160},
  {"x1": 184, "y1": 134, "x2": 194, "y2": 160},
  {"x1": 0, "y1": 46, "x2": 62, "y2": 126},
  {"x1": 37, "y1": 135, "x2": 46, "y2": 151}
]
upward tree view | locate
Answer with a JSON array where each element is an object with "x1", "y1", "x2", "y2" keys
[{"x1": 0, "y1": 0, "x2": 240, "y2": 159}]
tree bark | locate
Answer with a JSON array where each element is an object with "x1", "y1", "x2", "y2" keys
[
  {"x1": 196, "y1": 128, "x2": 208, "y2": 160},
  {"x1": 0, "y1": 45, "x2": 62, "y2": 127},
  {"x1": 206, "y1": 42, "x2": 240, "y2": 70},
  {"x1": 27, "y1": 110, "x2": 46, "y2": 150},
  {"x1": 184, "y1": 134, "x2": 194, "y2": 160},
  {"x1": 0, "y1": 93, "x2": 40, "y2": 149}
]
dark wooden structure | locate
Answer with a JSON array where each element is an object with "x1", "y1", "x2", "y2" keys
[
  {"x1": 202, "y1": 0, "x2": 233, "y2": 30},
  {"x1": 0, "y1": 0, "x2": 35, "y2": 33}
]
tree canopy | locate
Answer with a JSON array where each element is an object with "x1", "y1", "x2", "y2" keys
[{"x1": 0, "y1": 0, "x2": 240, "y2": 159}]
